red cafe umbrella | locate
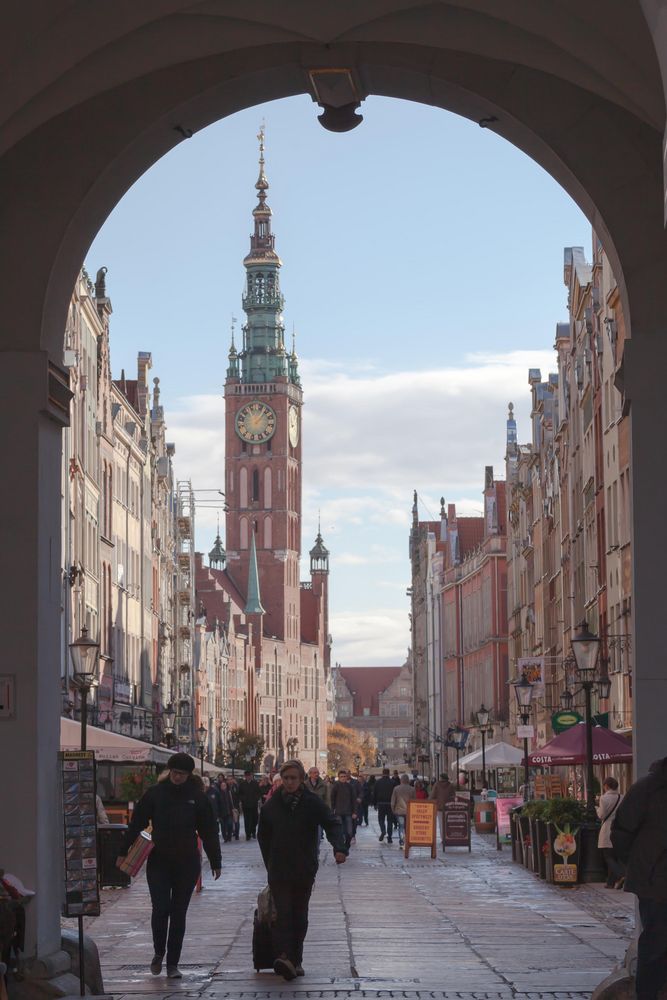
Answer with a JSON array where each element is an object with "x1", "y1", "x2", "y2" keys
[{"x1": 527, "y1": 722, "x2": 632, "y2": 767}]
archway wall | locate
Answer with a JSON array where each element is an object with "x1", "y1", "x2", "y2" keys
[
  {"x1": 2, "y1": 4, "x2": 667, "y2": 963},
  {"x1": 1, "y1": 39, "x2": 666, "y2": 364}
]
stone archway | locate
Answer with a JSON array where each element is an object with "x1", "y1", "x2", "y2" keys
[{"x1": 2, "y1": 0, "x2": 667, "y2": 976}]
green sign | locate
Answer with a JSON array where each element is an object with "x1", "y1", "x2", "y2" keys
[{"x1": 551, "y1": 710, "x2": 583, "y2": 734}]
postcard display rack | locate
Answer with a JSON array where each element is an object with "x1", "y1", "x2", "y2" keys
[{"x1": 60, "y1": 751, "x2": 100, "y2": 917}]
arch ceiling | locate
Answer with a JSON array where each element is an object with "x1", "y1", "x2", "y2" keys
[{"x1": 0, "y1": 1, "x2": 665, "y2": 355}]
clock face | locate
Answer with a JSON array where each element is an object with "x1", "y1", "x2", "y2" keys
[
  {"x1": 235, "y1": 401, "x2": 276, "y2": 443},
  {"x1": 288, "y1": 405, "x2": 299, "y2": 447}
]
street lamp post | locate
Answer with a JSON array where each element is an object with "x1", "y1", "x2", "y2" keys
[
  {"x1": 247, "y1": 743, "x2": 257, "y2": 774},
  {"x1": 163, "y1": 703, "x2": 176, "y2": 748},
  {"x1": 513, "y1": 675, "x2": 534, "y2": 802},
  {"x1": 228, "y1": 733, "x2": 239, "y2": 779},
  {"x1": 561, "y1": 620, "x2": 609, "y2": 883},
  {"x1": 197, "y1": 723, "x2": 208, "y2": 776},
  {"x1": 476, "y1": 704, "x2": 491, "y2": 788},
  {"x1": 68, "y1": 625, "x2": 100, "y2": 999},
  {"x1": 69, "y1": 626, "x2": 100, "y2": 752}
]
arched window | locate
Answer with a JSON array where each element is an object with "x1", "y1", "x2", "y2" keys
[
  {"x1": 240, "y1": 467, "x2": 248, "y2": 507},
  {"x1": 264, "y1": 467, "x2": 272, "y2": 508},
  {"x1": 240, "y1": 517, "x2": 249, "y2": 550},
  {"x1": 252, "y1": 468, "x2": 260, "y2": 503},
  {"x1": 264, "y1": 516, "x2": 272, "y2": 549}
]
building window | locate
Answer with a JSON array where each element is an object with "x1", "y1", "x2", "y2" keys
[
  {"x1": 264, "y1": 516, "x2": 272, "y2": 549},
  {"x1": 264, "y1": 467, "x2": 272, "y2": 508},
  {"x1": 240, "y1": 467, "x2": 248, "y2": 507},
  {"x1": 240, "y1": 517, "x2": 249, "y2": 550},
  {"x1": 252, "y1": 468, "x2": 260, "y2": 503}
]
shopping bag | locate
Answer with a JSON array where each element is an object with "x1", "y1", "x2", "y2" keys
[
  {"x1": 256, "y1": 884, "x2": 277, "y2": 925},
  {"x1": 117, "y1": 830, "x2": 154, "y2": 876}
]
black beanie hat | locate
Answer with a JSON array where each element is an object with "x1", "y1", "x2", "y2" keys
[{"x1": 167, "y1": 752, "x2": 195, "y2": 773}]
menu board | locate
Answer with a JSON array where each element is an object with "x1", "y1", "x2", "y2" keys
[
  {"x1": 443, "y1": 801, "x2": 471, "y2": 850},
  {"x1": 405, "y1": 800, "x2": 437, "y2": 859},
  {"x1": 60, "y1": 751, "x2": 100, "y2": 917}
]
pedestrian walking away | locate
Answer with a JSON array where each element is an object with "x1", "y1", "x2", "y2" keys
[
  {"x1": 612, "y1": 757, "x2": 667, "y2": 1000},
  {"x1": 217, "y1": 778, "x2": 235, "y2": 843},
  {"x1": 358, "y1": 774, "x2": 371, "y2": 825},
  {"x1": 330, "y1": 769, "x2": 357, "y2": 849},
  {"x1": 116, "y1": 752, "x2": 221, "y2": 980},
  {"x1": 257, "y1": 759, "x2": 347, "y2": 981},
  {"x1": 390, "y1": 773, "x2": 416, "y2": 847},
  {"x1": 430, "y1": 773, "x2": 456, "y2": 848},
  {"x1": 373, "y1": 767, "x2": 395, "y2": 844},
  {"x1": 597, "y1": 776, "x2": 624, "y2": 888},
  {"x1": 238, "y1": 770, "x2": 262, "y2": 839}
]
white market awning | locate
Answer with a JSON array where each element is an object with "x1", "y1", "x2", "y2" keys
[
  {"x1": 451, "y1": 741, "x2": 524, "y2": 772},
  {"x1": 60, "y1": 717, "x2": 173, "y2": 764}
]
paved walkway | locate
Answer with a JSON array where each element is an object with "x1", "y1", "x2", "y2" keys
[{"x1": 69, "y1": 815, "x2": 635, "y2": 999}]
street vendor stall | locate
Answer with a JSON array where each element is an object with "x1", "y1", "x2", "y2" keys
[
  {"x1": 454, "y1": 741, "x2": 524, "y2": 792},
  {"x1": 527, "y1": 722, "x2": 632, "y2": 767}
]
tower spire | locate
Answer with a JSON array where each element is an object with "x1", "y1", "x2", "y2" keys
[
  {"x1": 256, "y1": 121, "x2": 269, "y2": 205},
  {"x1": 244, "y1": 529, "x2": 265, "y2": 614}
]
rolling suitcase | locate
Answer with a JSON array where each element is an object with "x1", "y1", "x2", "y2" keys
[{"x1": 252, "y1": 907, "x2": 275, "y2": 971}]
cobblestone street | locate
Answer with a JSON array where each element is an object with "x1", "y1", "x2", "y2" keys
[{"x1": 75, "y1": 816, "x2": 635, "y2": 1000}]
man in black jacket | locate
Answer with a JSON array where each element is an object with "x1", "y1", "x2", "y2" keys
[
  {"x1": 238, "y1": 770, "x2": 262, "y2": 839},
  {"x1": 373, "y1": 768, "x2": 395, "y2": 844},
  {"x1": 612, "y1": 757, "x2": 667, "y2": 1000},
  {"x1": 117, "y1": 753, "x2": 221, "y2": 979},
  {"x1": 257, "y1": 759, "x2": 347, "y2": 981}
]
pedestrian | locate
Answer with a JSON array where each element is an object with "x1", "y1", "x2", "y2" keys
[
  {"x1": 430, "y1": 773, "x2": 456, "y2": 848},
  {"x1": 257, "y1": 759, "x2": 347, "y2": 981},
  {"x1": 258, "y1": 775, "x2": 271, "y2": 805},
  {"x1": 612, "y1": 758, "x2": 667, "y2": 1000},
  {"x1": 116, "y1": 753, "x2": 221, "y2": 980},
  {"x1": 348, "y1": 771, "x2": 361, "y2": 842},
  {"x1": 597, "y1": 776, "x2": 624, "y2": 888},
  {"x1": 373, "y1": 767, "x2": 395, "y2": 844},
  {"x1": 306, "y1": 766, "x2": 331, "y2": 807},
  {"x1": 265, "y1": 773, "x2": 282, "y2": 800},
  {"x1": 358, "y1": 774, "x2": 371, "y2": 825},
  {"x1": 226, "y1": 777, "x2": 241, "y2": 839},
  {"x1": 330, "y1": 769, "x2": 357, "y2": 849},
  {"x1": 238, "y1": 770, "x2": 262, "y2": 840},
  {"x1": 415, "y1": 780, "x2": 428, "y2": 800},
  {"x1": 390, "y1": 774, "x2": 416, "y2": 846},
  {"x1": 217, "y1": 779, "x2": 235, "y2": 842},
  {"x1": 204, "y1": 777, "x2": 222, "y2": 831},
  {"x1": 391, "y1": 769, "x2": 400, "y2": 787}
]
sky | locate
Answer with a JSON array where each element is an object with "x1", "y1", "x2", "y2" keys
[{"x1": 86, "y1": 94, "x2": 591, "y2": 667}]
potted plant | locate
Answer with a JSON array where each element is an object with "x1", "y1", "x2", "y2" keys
[
  {"x1": 119, "y1": 767, "x2": 156, "y2": 804},
  {"x1": 543, "y1": 797, "x2": 587, "y2": 884}
]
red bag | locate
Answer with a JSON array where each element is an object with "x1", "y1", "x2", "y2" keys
[{"x1": 118, "y1": 830, "x2": 153, "y2": 877}]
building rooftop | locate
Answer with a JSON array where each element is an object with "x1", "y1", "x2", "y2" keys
[{"x1": 338, "y1": 666, "x2": 405, "y2": 716}]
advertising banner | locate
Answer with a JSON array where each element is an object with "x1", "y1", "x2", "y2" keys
[
  {"x1": 405, "y1": 800, "x2": 437, "y2": 859},
  {"x1": 518, "y1": 656, "x2": 545, "y2": 694}
]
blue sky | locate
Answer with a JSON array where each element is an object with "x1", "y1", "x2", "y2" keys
[{"x1": 87, "y1": 94, "x2": 591, "y2": 665}]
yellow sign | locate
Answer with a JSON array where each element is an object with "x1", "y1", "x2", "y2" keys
[
  {"x1": 554, "y1": 863, "x2": 577, "y2": 884},
  {"x1": 405, "y1": 800, "x2": 437, "y2": 859}
]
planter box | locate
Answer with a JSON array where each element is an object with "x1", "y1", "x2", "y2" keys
[
  {"x1": 518, "y1": 815, "x2": 532, "y2": 871},
  {"x1": 536, "y1": 818, "x2": 549, "y2": 880}
]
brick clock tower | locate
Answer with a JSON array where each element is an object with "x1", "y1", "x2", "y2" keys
[{"x1": 224, "y1": 127, "x2": 304, "y2": 643}]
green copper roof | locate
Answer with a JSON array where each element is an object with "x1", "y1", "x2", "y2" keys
[{"x1": 244, "y1": 530, "x2": 265, "y2": 615}]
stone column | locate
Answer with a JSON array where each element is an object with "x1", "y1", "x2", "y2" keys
[
  {"x1": 0, "y1": 351, "x2": 69, "y2": 959},
  {"x1": 625, "y1": 332, "x2": 667, "y2": 780}
]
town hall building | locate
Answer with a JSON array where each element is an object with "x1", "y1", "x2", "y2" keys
[{"x1": 195, "y1": 130, "x2": 331, "y2": 771}]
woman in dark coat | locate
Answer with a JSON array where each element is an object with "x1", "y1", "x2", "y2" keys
[{"x1": 117, "y1": 753, "x2": 221, "y2": 980}]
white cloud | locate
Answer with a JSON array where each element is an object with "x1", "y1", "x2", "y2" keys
[{"x1": 330, "y1": 609, "x2": 410, "y2": 667}]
